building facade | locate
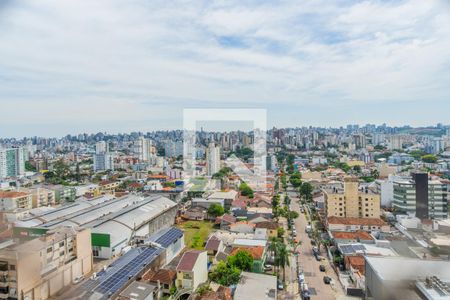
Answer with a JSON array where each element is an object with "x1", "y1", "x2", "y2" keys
[
  {"x1": 0, "y1": 148, "x2": 26, "y2": 179},
  {"x1": 324, "y1": 177, "x2": 381, "y2": 219},
  {"x1": 393, "y1": 173, "x2": 448, "y2": 219},
  {"x1": 0, "y1": 227, "x2": 92, "y2": 300}
]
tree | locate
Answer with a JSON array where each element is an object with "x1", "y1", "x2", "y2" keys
[
  {"x1": 289, "y1": 211, "x2": 299, "y2": 220},
  {"x1": 239, "y1": 182, "x2": 254, "y2": 198},
  {"x1": 276, "y1": 244, "x2": 290, "y2": 281},
  {"x1": 289, "y1": 172, "x2": 302, "y2": 188},
  {"x1": 209, "y1": 261, "x2": 241, "y2": 286},
  {"x1": 421, "y1": 154, "x2": 437, "y2": 163},
  {"x1": 25, "y1": 161, "x2": 36, "y2": 172},
  {"x1": 277, "y1": 227, "x2": 285, "y2": 238},
  {"x1": 228, "y1": 250, "x2": 254, "y2": 271},
  {"x1": 299, "y1": 182, "x2": 314, "y2": 202},
  {"x1": 207, "y1": 203, "x2": 225, "y2": 217}
]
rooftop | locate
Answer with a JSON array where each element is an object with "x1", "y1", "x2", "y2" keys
[
  {"x1": 118, "y1": 281, "x2": 157, "y2": 300},
  {"x1": 176, "y1": 250, "x2": 205, "y2": 272},
  {"x1": 0, "y1": 191, "x2": 29, "y2": 198},
  {"x1": 332, "y1": 230, "x2": 374, "y2": 241},
  {"x1": 328, "y1": 216, "x2": 388, "y2": 226},
  {"x1": 234, "y1": 272, "x2": 277, "y2": 300}
]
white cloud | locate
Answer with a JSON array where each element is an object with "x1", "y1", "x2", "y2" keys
[{"x1": 0, "y1": 0, "x2": 449, "y2": 136}]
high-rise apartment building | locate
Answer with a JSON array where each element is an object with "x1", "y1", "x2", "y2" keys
[
  {"x1": 0, "y1": 147, "x2": 26, "y2": 179},
  {"x1": 164, "y1": 140, "x2": 183, "y2": 158},
  {"x1": 93, "y1": 152, "x2": 114, "y2": 172},
  {"x1": 134, "y1": 137, "x2": 153, "y2": 161},
  {"x1": 206, "y1": 143, "x2": 220, "y2": 176},
  {"x1": 324, "y1": 177, "x2": 381, "y2": 218},
  {"x1": 95, "y1": 141, "x2": 108, "y2": 154},
  {"x1": 393, "y1": 172, "x2": 448, "y2": 219}
]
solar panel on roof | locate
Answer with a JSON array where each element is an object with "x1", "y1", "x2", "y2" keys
[
  {"x1": 94, "y1": 247, "x2": 162, "y2": 297},
  {"x1": 155, "y1": 227, "x2": 183, "y2": 248}
]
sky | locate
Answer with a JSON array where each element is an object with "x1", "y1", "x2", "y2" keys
[{"x1": 0, "y1": 0, "x2": 450, "y2": 137}]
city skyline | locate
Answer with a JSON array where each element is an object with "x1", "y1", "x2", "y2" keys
[{"x1": 1, "y1": 0, "x2": 450, "y2": 136}]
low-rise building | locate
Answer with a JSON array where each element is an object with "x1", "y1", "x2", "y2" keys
[
  {"x1": 327, "y1": 216, "x2": 390, "y2": 232},
  {"x1": 176, "y1": 250, "x2": 208, "y2": 291}
]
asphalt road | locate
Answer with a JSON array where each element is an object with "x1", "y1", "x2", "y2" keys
[{"x1": 286, "y1": 189, "x2": 345, "y2": 300}]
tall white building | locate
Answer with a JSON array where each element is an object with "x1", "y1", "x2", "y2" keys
[
  {"x1": 388, "y1": 135, "x2": 403, "y2": 150},
  {"x1": 95, "y1": 141, "x2": 108, "y2": 154},
  {"x1": 0, "y1": 147, "x2": 25, "y2": 179},
  {"x1": 134, "y1": 137, "x2": 152, "y2": 161},
  {"x1": 206, "y1": 143, "x2": 220, "y2": 176}
]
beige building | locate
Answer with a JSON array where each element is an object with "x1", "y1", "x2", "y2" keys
[
  {"x1": 20, "y1": 188, "x2": 56, "y2": 208},
  {"x1": 176, "y1": 250, "x2": 208, "y2": 291},
  {"x1": 0, "y1": 191, "x2": 32, "y2": 212},
  {"x1": 0, "y1": 227, "x2": 92, "y2": 300},
  {"x1": 324, "y1": 177, "x2": 381, "y2": 219}
]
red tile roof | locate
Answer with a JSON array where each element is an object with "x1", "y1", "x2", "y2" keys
[
  {"x1": 231, "y1": 246, "x2": 265, "y2": 260},
  {"x1": 143, "y1": 269, "x2": 176, "y2": 284},
  {"x1": 0, "y1": 191, "x2": 29, "y2": 198},
  {"x1": 332, "y1": 230, "x2": 374, "y2": 241},
  {"x1": 345, "y1": 255, "x2": 366, "y2": 275},
  {"x1": 328, "y1": 216, "x2": 387, "y2": 226},
  {"x1": 176, "y1": 250, "x2": 205, "y2": 272}
]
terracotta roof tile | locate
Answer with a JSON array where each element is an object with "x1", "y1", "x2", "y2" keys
[
  {"x1": 231, "y1": 246, "x2": 265, "y2": 260},
  {"x1": 328, "y1": 216, "x2": 387, "y2": 226}
]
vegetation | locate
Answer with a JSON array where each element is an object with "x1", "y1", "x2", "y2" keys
[
  {"x1": 212, "y1": 167, "x2": 233, "y2": 179},
  {"x1": 207, "y1": 203, "x2": 225, "y2": 217},
  {"x1": 289, "y1": 172, "x2": 302, "y2": 188},
  {"x1": 299, "y1": 182, "x2": 314, "y2": 202},
  {"x1": 239, "y1": 182, "x2": 254, "y2": 198},
  {"x1": 421, "y1": 154, "x2": 438, "y2": 163},
  {"x1": 269, "y1": 238, "x2": 290, "y2": 281},
  {"x1": 228, "y1": 147, "x2": 254, "y2": 162},
  {"x1": 178, "y1": 221, "x2": 214, "y2": 250},
  {"x1": 409, "y1": 150, "x2": 427, "y2": 160},
  {"x1": 25, "y1": 161, "x2": 36, "y2": 172},
  {"x1": 227, "y1": 250, "x2": 254, "y2": 271},
  {"x1": 332, "y1": 161, "x2": 351, "y2": 172},
  {"x1": 209, "y1": 261, "x2": 241, "y2": 286}
]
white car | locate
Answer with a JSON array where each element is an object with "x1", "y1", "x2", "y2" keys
[{"x1": 298, "y1": 273, "x2": 305, "y2": 283}]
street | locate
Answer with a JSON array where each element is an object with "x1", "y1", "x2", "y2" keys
[{"x1": 282, "y1": 188, "x2": 346, "y2": 300}]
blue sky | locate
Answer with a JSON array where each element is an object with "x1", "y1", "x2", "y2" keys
[{"x1": 0, "y1": 0, "x2": 449, "y2": 137}]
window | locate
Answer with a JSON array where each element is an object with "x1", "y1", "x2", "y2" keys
[
  {"x1": 9, "y1": 265, "x2": 15, "y2": 271},
  {"x1": 47, "y1": 247, "x2": 53, "y2": 253},
  {"x1": 59, "y1": 241, "x2": 65, "y2": 247}
]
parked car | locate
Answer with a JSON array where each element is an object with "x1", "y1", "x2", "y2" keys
[
  {"x1": 323, "y1": 276, "x2": 332, "y2": 284},
  {"x1": 319, "y1": 265, "x2": 326, "y2": 272},
  {"x1": 310, "y1": 240, "x2": 316, "y2": 245},
  {"x1": 298, "y1": 273, "x2": 305, "y2": 283},
  {"x1": 264, "y1": 265, "x2": 272, "y2": 271},
  {"x1": 277, "y1": 279, "x2": 284, "y2": 290}
]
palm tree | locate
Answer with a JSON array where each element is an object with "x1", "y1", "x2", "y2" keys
[
  {"x1": 277, "y1": 244, "x2": 290, "y2": 282},
  {"x1": 268, "y1": 237, "x2": 280, "y2": 272}
]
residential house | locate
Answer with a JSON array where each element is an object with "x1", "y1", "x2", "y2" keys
[
  {"x1": 119, "y1": 281, "x2": 159, "y2": 300},
  {"x1": 255, "y1": 222, "x2": 278, "y2": 238},
  {"x1": 231, "y1": 246, "x2": 266, "y2": 273},
  {"x1": 327, "y1": 216, "x2": 390, "y2": 232},
  {"x1": 229, "y1": 221, "x2": 255, "y2": 234},
  {"x1": 331, "y1": 231, "x2": 375, "y2": 244},
  {"x1": 144, "y1": 269, "x2": 177, "y2": 297},
  {"x1": 176, "y1": 250, "x2": 208, "y2": 291},
  {"x1": 204, "y1": 236, "x2": 224, "y2": 263},
  {"x1": 183, "y1": 206, "x2": 206, "y2": 221},
  {"x1": 216, "y1": 214, "x2": 236, "y2": 230}
]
